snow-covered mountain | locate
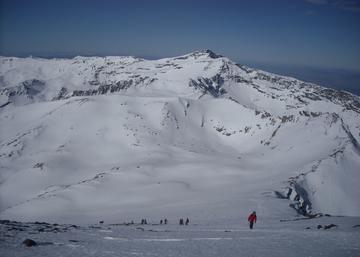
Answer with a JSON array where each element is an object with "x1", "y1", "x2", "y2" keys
[{"x1": 1, "y1": 50, "x2": 359, "y2": 224}]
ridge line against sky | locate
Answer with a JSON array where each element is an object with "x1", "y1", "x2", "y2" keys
[{"x1": 0, "y1": 0, "x2": 359, "y2": 95}]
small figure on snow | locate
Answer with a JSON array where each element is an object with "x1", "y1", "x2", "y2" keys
[
  {"x1": 179, "y1": 218, "x2": 184, "y2": 225},
  {"x1": 248, "y1": 211, "x2": 257, "y2": 229},
  {"x1": 160, "y1": 220, "x2": 163, "y2": 225},
  {"x1": 164, "y1": 218, "x2": 168, "y2": 225},
  {"x1": 185, "y1": 218, "x2": 190, "y2": 225}
]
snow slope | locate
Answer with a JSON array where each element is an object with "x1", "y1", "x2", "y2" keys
[{"x1": 0, "y1": 50, "x2": 359, "y2": 223}]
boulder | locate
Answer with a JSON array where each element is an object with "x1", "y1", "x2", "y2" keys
[
  {"x1": 324, "y1": 224, "x2": 337, "y2": 230},
  {"x1": 23, "y1": 239, "x2": 37, "y2": 247}
]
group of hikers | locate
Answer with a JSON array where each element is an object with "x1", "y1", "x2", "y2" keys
[
  {"x1": 140, "y1": 218, "x2": 189, "y2": 225},
  {"x1": 140, "y1": 212, "x2": 256, "y2": 229},
  {"x1": 179, "y1": 218, "x2": 190, "y2": 225},
  {"x1": 144, "y1": 213, "x2": 256, "y2": 228},
  {"x1": 140, "y1": 213, "x2": 256, "y2": 228},
  {"x1": 159, "y1": 219, "x2": 168, "y2": 225},
  {"x1": 100, "y1": 211, "x2": 256, "y2": 229}
]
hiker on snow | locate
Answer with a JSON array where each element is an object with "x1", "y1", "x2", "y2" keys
[{"x1": 248, "y1": 211, "x2": 257, "y2": 229}]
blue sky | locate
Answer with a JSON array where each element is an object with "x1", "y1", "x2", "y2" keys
[{"x1": 1, "y1": 0, "x2": 360, "y2": 94}]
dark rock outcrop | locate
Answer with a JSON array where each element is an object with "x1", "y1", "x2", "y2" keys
[{"x1": 22, "y1": 238, "x2": 37, "y2": 247}]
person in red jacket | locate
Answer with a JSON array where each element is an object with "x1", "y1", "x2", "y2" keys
[{"x1": 248, "y1": 211, "x2": 257, "y2": 229}]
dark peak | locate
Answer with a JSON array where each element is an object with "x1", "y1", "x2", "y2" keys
[
  {"x1": 201, "y1": 49, "x2": 223, "y2": 59},
  {"x1": 188, "y1": 49, "x2": 223, "y2": 59},
  {"x1": 173, "y1": 50, "x2": 223, "y2": 61}
]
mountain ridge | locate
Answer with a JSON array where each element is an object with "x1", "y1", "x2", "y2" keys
[{"x1": 1, "y1": 50, "x2": 359, "y2": 112}]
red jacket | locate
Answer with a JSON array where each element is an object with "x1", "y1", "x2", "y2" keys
[{"x1": 248, "y1": 213, "x2": 257, "y2": 223}]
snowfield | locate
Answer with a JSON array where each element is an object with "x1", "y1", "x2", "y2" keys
[
  {"x1": 1, "y1": 217, "x2": 360, "y2": 257},
  {"x1": 0, "y1": 50, "x2": 360, "y2": 255}
]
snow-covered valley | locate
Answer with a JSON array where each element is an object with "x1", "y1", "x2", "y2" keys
[{"x1": 0, "y1": 50, "x2": 360, "y2": 255}]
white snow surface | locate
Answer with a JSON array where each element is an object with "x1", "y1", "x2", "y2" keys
[
  {"x1": 1, "y1": 217, "x2": 360, "y2": 257},
  {"x1": 0, "y1": 50, "x2": 360, "y2": 224}
]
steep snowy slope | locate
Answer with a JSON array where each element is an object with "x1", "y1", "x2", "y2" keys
[{"x1": 0, "y1": 50, "x2": 359, "y2": 223}]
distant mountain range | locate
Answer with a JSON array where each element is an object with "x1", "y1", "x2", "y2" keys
[{"x1": 245, "y1": 62, "x2": 360, "y2": 96}]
